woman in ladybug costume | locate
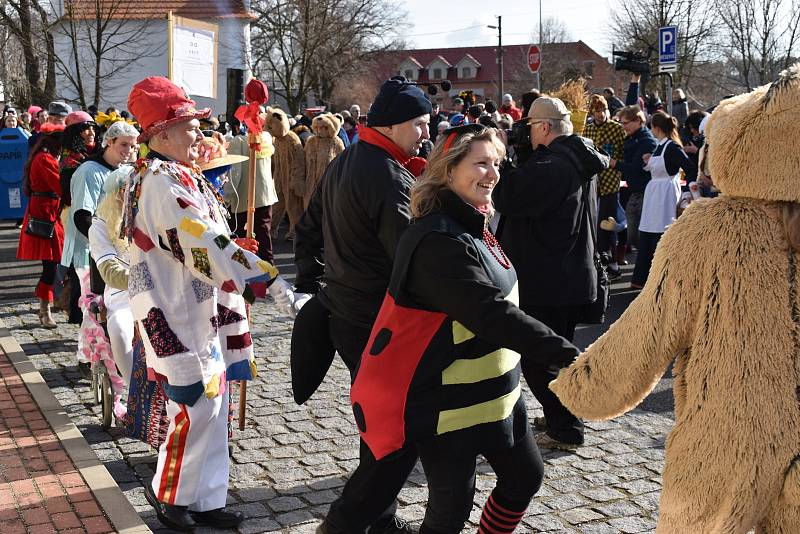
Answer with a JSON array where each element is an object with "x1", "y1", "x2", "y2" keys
[{"x1": 349, "y1": 124, "x2": 580, "y2": 534}]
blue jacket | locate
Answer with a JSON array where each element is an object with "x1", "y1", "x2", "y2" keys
[{"x1": 619, "y1": 127, "x2": 657, "y2": 193}]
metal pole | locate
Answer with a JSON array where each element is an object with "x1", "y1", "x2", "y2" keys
[
  {"x1": 538, "y1": 0, "x2": 543, "y2": 91},
  {"x1": 666, "y1": 74, "x2": 673, "y2": 116},
  {"x1": 497, "y1": 16, "x2": 503, "y2": 100}
]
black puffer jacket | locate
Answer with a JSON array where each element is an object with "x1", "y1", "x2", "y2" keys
[
  {"x1": 493, "y1": 135, "x2": 608, "y2": 307},
  {"x1": 294, "y1": 141, "x2": 414, "y2": 329}
]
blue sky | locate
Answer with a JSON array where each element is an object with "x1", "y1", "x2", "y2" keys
[{"x1": 400, "y1": 0, "x2": 612, "y2": 59}]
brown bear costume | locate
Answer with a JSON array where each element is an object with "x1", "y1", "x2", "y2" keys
[
  {"x1": 304, "y1": 113, "x2": 344, "y2": 209},
  {"x1": 267, "y1": 107, "x2": 306, "y2": 240},
  {"x1": 550, "y1": 63, "x2": 800, "y2": 533}
]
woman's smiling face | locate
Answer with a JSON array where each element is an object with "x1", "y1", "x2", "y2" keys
[{"x1": 448, "y1": 140, "x2": 501, "y2": 210}]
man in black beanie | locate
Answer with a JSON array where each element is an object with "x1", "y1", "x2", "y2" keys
[{"x1": 294, "y1": 76, "x2": 430, "y2": 534}]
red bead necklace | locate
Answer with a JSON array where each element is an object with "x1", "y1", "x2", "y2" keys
[{"x1": 483, "y1": 227, "x2": 511, "y2": 269}]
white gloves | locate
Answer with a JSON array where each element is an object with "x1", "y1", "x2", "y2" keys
[
  {"x1": 293, "y1": 292, "x2": 313, "y2": 314},
  {"x1": 268, "y1": 276, "x2": 296, "y2": 319}
]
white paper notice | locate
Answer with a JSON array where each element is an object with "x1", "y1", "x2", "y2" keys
[{"x1": 173, "y1": 25, "x2": 216, "y2": 98}]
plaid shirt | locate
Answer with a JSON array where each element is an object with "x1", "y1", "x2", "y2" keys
[{"x1": 583, "y1": 119, "x2": 625, "y2": 196}]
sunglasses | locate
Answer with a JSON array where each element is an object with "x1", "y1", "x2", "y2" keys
[{"x1": 440, "y1": 123, "x2": 488, "y2": 153}]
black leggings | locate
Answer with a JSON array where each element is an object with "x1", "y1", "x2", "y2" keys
[
  {"x1": 41, "y1": 260, "x2": 57, "y2": 286},
  {"x1": 418, "y1": 432, "x2": 543, "y2": 534}
]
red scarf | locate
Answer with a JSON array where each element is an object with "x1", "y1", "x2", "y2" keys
[{"x1": 359, "y1": 127, "x2": 427, "y2": 177}]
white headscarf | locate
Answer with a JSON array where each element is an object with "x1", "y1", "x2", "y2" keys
[{"x1": 102, "y1": 121, "x2": 139, "y2": 148}]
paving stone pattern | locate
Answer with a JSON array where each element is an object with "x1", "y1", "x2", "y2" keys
[
  {"x1": 0, "y1": 343, "x2": 115, "y2": 533},
  {"x1": 0, "y1": 299, "x2": 673, "y2": 533}
]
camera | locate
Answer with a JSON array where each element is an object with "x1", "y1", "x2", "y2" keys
[
  {"x1": 612, "y1": 50, "x2": 651, "y2": 75},
  {"x1": 506, "y1": 118, "x2": 531, "y2": 148}
]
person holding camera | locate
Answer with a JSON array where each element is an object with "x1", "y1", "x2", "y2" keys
[
  {"x1": 608, "y1": 105, "x2": 658, "y2": 252},
  {"x1": 493, "y1": 97, "x2": 609, "y2": 451}
]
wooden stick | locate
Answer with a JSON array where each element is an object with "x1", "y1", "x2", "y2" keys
[{"x1": 239, "y1": 131, "x2": 259, "y2": 431}]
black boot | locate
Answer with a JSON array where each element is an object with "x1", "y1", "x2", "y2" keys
[
  {"x1": 191, "y1": 508, "x2": 245, "y2": 529},
  {"x1": 143, "y1": 481, "x2": 196, "y2": 532}
]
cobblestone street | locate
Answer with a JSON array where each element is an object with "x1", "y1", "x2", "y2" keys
[{"x1": 0, "y1": 291, "x2": 673, "y2": 533}]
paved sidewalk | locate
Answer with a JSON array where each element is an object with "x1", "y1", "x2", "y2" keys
[
  {"x1": 0, "y1": 320, "x2": 147, "y2": 533},
  {"x1": 0, "y1": 292, "x2": 673, "y2": 533}
]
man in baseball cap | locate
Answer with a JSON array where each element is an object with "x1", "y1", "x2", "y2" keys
[
  {"x1": 293, "y1": 76, "x2": 430, "y2": 533},
  {"x1": 125, "y1": 76, "x2": 294, "y2": 531},
  {"x1": 493, "y1": 95, "x2": 610, "y2": 452}
]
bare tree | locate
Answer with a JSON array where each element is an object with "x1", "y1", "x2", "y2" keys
[
  {"x1": 715, "y1": 0, "x2": 800, "y2": 90},
  {"x1": 610, "y1": 0, "x2": 718, "y2": 91},
  {"x1": 533, "y1": 16, "x2": 572, "y2": 45},
  {"x1": 0, "y1": 0, "x2": 57, "y2": 105},
  {"x1": 250, "y1": 0, "x2": 406, "y2": 115},
  {"x1": 53, "y1": 0, "x2": 159, "y2": 109}
]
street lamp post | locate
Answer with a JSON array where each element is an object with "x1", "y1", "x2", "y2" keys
[{"x1": 487, "y1": 16, "x2": 503, "y2": 101}]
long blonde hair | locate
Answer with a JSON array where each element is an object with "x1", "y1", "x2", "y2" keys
[
  {"x1": 410, "y1": 127, "x2": 505, "y2": 219},
  {"x1": 95, "y1": 166, "x2": 132, "y2": 253}
]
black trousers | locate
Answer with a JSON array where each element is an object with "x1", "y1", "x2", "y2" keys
[
  {"x1": 232, "y1": 206, "x2": 274, "y2": 263},
  {"x1": 597, "y1": 192, "x2": 619, "y2": 254},
  {"x1": 632, "y1": 231, "x2": 662, "y2": 287},
  {"x1": 519, "y1": 303, "x2": 585, "y2": 444},
  {"x1": 326, "y1": 316, "x2": 419, "y2": 533},
  {"x1": 417, "y1": 432, "x2": 543, "y2": 534},
  {"x1": 67, "y1": 266, "x2": 82, "y2": 324}
]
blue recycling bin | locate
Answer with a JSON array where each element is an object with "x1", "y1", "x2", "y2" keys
[{"x1": 0, "y1": 127, "x2": 30, "y2": 220}]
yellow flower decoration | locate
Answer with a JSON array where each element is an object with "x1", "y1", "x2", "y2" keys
[{"x1": 95, "y1": 110, "x2": 137, "y2": 128}]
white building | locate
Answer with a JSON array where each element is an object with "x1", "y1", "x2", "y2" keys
[{"x1": 51, "y1": 0, "x2": 253, "y2": 117}]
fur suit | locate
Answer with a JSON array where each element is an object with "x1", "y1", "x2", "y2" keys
[
  {"x1": 267, "y1": 108, "x2": 306, "y2": 239},
  {"x1": 550, "y1": 63, "x2": 800, "y2": 534},
  {"x1": 304, "y1": 114, "x2": 344, "y2": 209}
]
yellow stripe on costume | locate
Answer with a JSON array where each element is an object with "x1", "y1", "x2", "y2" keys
[
  {"x1": 179, "y1": 216, "x2": 206, "y2": 238},
  {"x1": 256, "y1": 260, "x2": 279, "y2": 279},
  {"x1": 436, "y1": 384, "x2": 521, "y2": 435},
  {"x1": 441, "y1": 348, "x2": 520, "y2": 385},
  {"x1": 452, "y1": 321, "x2": 475, "y2": 344}
]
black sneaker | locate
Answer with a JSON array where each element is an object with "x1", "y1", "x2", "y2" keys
[
  {"x1": 143, "y1": 481, "x2": 196, "y2": 532},
  {"x1": 191, "y1": 508, "x2": 244, "y2": 529}
]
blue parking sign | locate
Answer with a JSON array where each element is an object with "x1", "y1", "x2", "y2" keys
[{"x1": 659, "y1": 26, "x2": 677, "y2": 64}]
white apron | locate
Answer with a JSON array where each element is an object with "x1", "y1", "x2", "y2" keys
[{"x1": 639, "y1": 139, "x2": 682, "y2": 233}]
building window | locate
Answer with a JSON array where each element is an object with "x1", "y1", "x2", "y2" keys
[
  {"x1": 432, "y1": 68, "x2": 442, "y2": 79},
  {"x1": 584, "y1": 61, "x2": 595, "y2": 77},
  {"x1": 404, "y1": 69, "x2": 415, "y2": 80},
  {"x1": 461, "y1": 67, "x2": 472, "y2": 78}
]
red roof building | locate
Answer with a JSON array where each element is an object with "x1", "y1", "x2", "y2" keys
[{"x1": 367, "y1": 42, "x2": 625, "y2": 110}]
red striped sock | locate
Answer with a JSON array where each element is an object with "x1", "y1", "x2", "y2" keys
[{"x1": 477, "y1": 493, "x2": 527, "y2": 534}]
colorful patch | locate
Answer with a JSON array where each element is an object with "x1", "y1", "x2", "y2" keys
[
  {"x1": 231, "y1": 249, "x2": 251, "y2": 269},
  {"x1": 221, "y1": 280, "x2": 238, "y2": 293},
  {"x1": 204, "y1": 374, "x2": 221, "y2": 399},
  {"x1": 128, "y1": 262, "x2": 155, "y2": 296},
  {"x1": 227, "y1": 332, "x2": 252, "y2": 350},
  {"x1": 213, "y1": 234, "x2": 231, "y2": 250},
  {"x1": 217, "y1": 303, "x2": 246, "y2": 326},
  {"x1": 165, "y1": 228, "x2": 185, "y2": 263},
  {"x1": 242, "y1": 285, "x2": 255, "y2": 304},
  {"x1": 176, "y1": 197, "x2": 200, "y2": 210},
  {"x1": 209, "y1": 315, "x2": 220, "y2": 333},
  {"x1": 133, "y1": 228, "x2": 155, "y2": 251},
  {"x1": 256, "y1": 260, "x2": 279, "y2": 279},
  {"x1": 191, "y1": 248, "x2": 212, "y2": 279},
  {"x1": 142, "y1": 307, "x2": 189, "y2": 357},
  {"x1": 179, "y1": 216, "x2": 206, "y2": 239},
  {"x1": 191, "y1": 278, "x2": 214, "y2": 303}
]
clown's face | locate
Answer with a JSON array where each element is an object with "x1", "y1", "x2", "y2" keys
[{"x1": 159, "y1": 119, "x2": 204, "y2": 164}]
